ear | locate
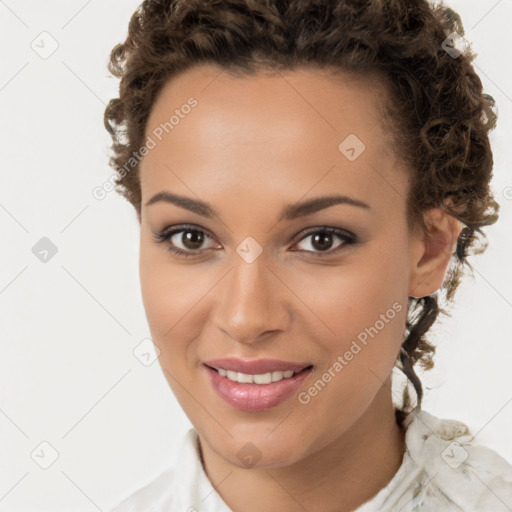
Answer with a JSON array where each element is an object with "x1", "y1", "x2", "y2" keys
[{"x1": 408, "y1": 208, "x2": 463, "y2": 299}]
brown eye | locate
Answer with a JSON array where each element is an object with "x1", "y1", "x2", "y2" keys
[
  {"x1": 153, "y1": 224, "x2": 218, "y2": 258},
  {"x1": 178, "y1": 229, "x2": 206, "y2": 250},
  {"x1": 293, "y1": 228, "x2": 356, "y2": 255}
]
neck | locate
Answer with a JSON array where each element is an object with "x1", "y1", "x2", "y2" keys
[{"x1": 199, "y1": 383, "x2": 406, "y2": 512}]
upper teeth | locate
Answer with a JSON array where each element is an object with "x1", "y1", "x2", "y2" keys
[{"x1": 217, "y1": 368, "x2": 295, "y2": 384}]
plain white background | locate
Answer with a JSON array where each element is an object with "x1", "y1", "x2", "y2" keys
[{"x1": 1, "y1": 0, "x2": 511, "y2": 510}]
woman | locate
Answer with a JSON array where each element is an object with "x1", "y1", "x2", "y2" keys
[{"x1": 104, "y1": 0, "x2": 512, "y2": 510}]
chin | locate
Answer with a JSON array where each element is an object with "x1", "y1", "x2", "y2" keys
[{"x1": 204, "y1": 426, "x2": 309, "y2": 470}]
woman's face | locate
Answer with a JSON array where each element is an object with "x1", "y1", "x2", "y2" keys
[{"x1": 138, "y1": 64, "x2": 428, "y2": 468}]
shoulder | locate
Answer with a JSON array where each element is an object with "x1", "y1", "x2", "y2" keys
[
  {"x1": 109, "y1": 466, "x2": 176, "y2": 512},
  {"x1": 108, "y1": 429, "x2": 199, "y2": 512},
  {"x1": 399, "y1": 409, "x2": 512, "y2": 511},
  {"x1": 109, "y1": 428, "x2": 230, "y2": 512}
]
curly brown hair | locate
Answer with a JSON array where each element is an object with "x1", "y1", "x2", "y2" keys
[{"x1": 103, "y1": 0, "x2": 500, "y2": 416}]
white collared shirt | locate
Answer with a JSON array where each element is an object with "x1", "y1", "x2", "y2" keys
[{"x1": 110, "y1": 409, "x2": 512, "y2": 511}]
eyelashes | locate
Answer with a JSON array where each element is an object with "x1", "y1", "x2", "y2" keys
[
  {"x1": 152, "y1": 223, "x2": 358, "y2": 259},
  {"x1": 153, "y1": 224, "x2": 218, "y2": 258}
]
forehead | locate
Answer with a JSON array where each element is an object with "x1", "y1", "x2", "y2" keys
[{"x1": 140, "y1": 64, "x2": 407, "y2": 214}]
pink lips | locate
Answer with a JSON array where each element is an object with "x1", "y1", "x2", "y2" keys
[{"x1": 204, "y1": 358, "x2": 313, "y2": 412}]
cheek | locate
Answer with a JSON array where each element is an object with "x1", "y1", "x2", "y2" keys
[
  {"x1": 139, "y1": 246, "x2": 191, "y2": 347},
  {"x1": 139, "y1": 244, "x2": 215, "y2": 374},
  {"x1": 289, "y1": 249, "x2": 408, "y2": 400},
  {"x1": 287, "y1": 250, "x2": 407, "y2": 340}
]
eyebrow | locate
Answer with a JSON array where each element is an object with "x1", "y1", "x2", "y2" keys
[{"x1": 145, "y1": 191, "x2": 371, "y2": 221}]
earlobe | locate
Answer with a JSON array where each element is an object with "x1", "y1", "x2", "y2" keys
[{"x1": 408, "y1": 208, "x2": 462, "y2": 299}]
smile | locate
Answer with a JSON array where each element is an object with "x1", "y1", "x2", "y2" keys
[
  {"x1": 203, "y1": 358, "x2": 314, "y2": 411},
  {"x1": 214, "y1": 368, "x2": 296, "y2": 384}
]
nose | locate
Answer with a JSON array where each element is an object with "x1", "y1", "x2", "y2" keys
[{"x1": 212, "y1": 253, "x2": 291, "y2": 345}]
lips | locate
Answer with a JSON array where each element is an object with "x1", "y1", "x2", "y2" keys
[{"x1": 203, "y1": 357, "x2": 314, "y2": 411}]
